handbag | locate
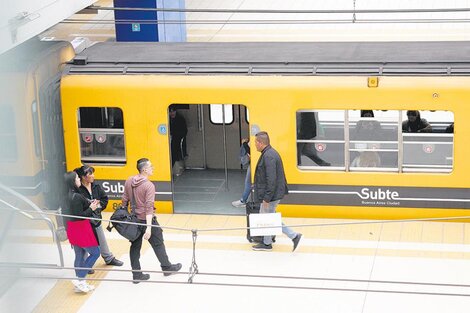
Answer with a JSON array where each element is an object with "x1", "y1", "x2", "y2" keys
[
  {"x1": 66, "y1": 219, "x2": 98, "y2": 247},
  {"x1": 107, "y1": 187, "x2": 142, "y2": 242}
]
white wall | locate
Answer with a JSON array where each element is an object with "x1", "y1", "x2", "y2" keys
[{"x1": 0, "y1": 0, "x2": 95, "y2": 54}]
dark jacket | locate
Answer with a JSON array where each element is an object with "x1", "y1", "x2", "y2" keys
[
  {"x1": 65, "y1": 191, "x2": 98, "y2": 240},
  {"x1": 78, "y1": 183, "x2": 108, "y2": 227},
  {"x1": 253, "y1": 145, "x2": 288, "y2": 203},
  {"x1": 170, "y1": 112, "x2": 188, "y2": 161}
]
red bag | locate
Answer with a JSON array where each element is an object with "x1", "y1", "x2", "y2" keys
[{"x1": 66, "y1": 220, "x2": 98, "y2": 247}]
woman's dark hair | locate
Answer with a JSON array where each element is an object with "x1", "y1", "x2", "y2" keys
[
  {"x1": 74, "y1": 165, "x2": 94, "y2": 178},
  {"x1": 64, "y1": 171, "x2": 80, "y2": 194}
]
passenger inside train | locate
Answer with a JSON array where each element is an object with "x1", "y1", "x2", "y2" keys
[
  {"x1": 402, "y1": 110, "x2": 432, "y2": 133},
  {"x1": 296, "y1": 111, "x2": 331, "y2": 166}
]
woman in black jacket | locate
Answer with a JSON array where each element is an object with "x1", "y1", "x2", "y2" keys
[
  {"x1": 64, "y1": 171, "x2": 100, "y2": 293},
  {"x1": 75, "y1": 165, "x2": 123, "y2": 267}
]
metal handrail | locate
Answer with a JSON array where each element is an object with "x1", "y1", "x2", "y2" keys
[{"x1": 0, "y1": 182, "x2": 64, "y2": 267}]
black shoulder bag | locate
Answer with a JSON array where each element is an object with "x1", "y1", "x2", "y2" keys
[{"x1": 107, "y1": 187, "x2": 142, "y2": 242}]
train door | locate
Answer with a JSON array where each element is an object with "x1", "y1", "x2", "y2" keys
[{"x1": 169, "y1": 104, "x2": 250, "y2": 214}]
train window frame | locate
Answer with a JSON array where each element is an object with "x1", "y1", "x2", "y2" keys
[
  {"x1": 296, "y1": 109, "x2": 454, "y2": 174},
  {"x1": 77, "y1": 107, "x2": 126, "y2": 165},
  {"x1": 209, "y1": 104, "x2": 234, "y2": 125}
]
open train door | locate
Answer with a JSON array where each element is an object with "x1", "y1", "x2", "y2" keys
[{"x1": 168, "y1": 104, "x2": 250, "y2": 214}]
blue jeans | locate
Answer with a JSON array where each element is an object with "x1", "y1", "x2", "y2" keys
[
  {"x1": 73, "y1": 245, "x2": 100, "y2": 278},
  {"x1": 241, "y1": 167, "x2": 251, "y2": 203},
  {"x1": 260, "y1": 200, "x2": 298, "y2": 245}
]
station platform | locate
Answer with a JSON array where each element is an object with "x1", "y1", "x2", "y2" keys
[{"x1": 2, "y1": 212, "x2": 470, "y2": 313}]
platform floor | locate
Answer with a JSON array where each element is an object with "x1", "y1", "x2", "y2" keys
[{"x1": 2, "y1": 212, "x2": 470, "y2": 313}]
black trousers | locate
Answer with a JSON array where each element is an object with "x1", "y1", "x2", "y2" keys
[
  {"x1": 297, "y1": 142, "x2": 329, "y2": 166},
  {"x1": 130, "y1": 217, "x2": 172, "y2": 277}
]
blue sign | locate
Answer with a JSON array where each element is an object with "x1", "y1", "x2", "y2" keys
[
  {"x1": 132, "y1": 23, "x2": 141, "y2": 32},
  {"x1": 158, "y1": 124, "x2": 167, "y2": 135}
]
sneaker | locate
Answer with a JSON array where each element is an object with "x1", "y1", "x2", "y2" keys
[
  {"x1": 162, "y1": 263, "x2": 182, "y2": 276},
  {"x1": 252, "y1": 243, "x2": 272, "y2": 251},
  {"x1": 231, "y1": 200, "x2": 246, "y2": 208},
  {"x1": 72, "y1": 280, "x2": 90, "y2": 293},
  {"x1": 88, "y1": 270, "x2": 95, "y2": 275},
  {"x1": 133, "y1": 273, "x2": 150, "y2": 284},
  {"x1": 292, "y1": 233, "x2": 302, "y2": 252},
  {"x1": 85, "y1": 282, "x2": 95, "y2": 291},
  {"x1": 106, "y1": 258, "x2": 124, "y2": 266}
]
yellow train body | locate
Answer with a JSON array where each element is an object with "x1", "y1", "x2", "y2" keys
[{"x1": 61, "y1": 72, "x2": 470, "y2": 219}]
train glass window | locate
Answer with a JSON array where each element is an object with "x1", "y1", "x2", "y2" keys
[
  {"x1": 0, "y1": 105, "x2": 17, "y2": 161},
  {"x1": 297, "y1": 110, "x2": 344, "y2": 169},
  {"x1": 348, "y1": 110, "x2": 399, "y2": 172},
  {"x1": 401, "y1": 110, "x2": 453, "y2": 173},
  {"x1": 77, "y1": 107, "x2": 126, "y2": 164},
  {"x1": 209, "y1": 104, "x2": 233, "y2": 124}
]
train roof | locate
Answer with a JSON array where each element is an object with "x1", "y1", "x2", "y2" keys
[{"x1": 66, "y1": 41, "x2": 470, "y2": 76}]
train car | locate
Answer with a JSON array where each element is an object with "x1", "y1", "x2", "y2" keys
[
  {"x1": 61, "y1": 41, "x2": 469, "y2": 219},
  {"x1": 0, "y1": 38, "x2": 75, "y2": 210}
]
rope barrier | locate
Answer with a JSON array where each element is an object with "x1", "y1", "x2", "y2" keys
[
  {"x1": 3, "y1": 205, "x2": 470, "y2": 293},
  {"x1": 3, "y1": 273, "x2": 470, "y2": 298},
  {"x1": 4, "y1": 263, "x2": 470, "y2": 290},
  {"x1": 2, "y1": 206, "x2": 470, "y2": 233}
]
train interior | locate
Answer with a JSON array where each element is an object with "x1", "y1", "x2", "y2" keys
[{"x1": 169, "y1": 104, "x2": 250, "y2": 215}]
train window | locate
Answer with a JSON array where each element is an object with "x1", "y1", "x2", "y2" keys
[
  {"x1": 77, "y1": 107, "x2": 126, "y2": 164},
  {"x1": 401, "y1": 110, "x2": 453, "y2": 173},
  {"x1": 297, "y1": 110, "x2": 345, "y2": 170},
  {"x1": 348, "y1": 110, "x2": 399, "y2": 172},
  {"x1": 0, "y1": 105, "x2": 17, "y2": 161},
  {"x1": 297, "y1": 109, "x2": 453, "y2": 173},
  {"x1": 209, "y1": 104, "x2": 234, "y2": 124}
]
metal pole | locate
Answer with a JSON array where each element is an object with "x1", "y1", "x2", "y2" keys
[
  {"x1": 201, "y1": 105, "x2": 207, "y2": 169},
  {"x1": 222, "y1": 105, "x2": 229, "y2": 191}
]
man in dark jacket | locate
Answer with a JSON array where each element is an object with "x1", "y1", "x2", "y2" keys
[
  {"x1": 402, "y1": 110, "x2": 432, "y2": 133},
  {"x1": 169, "y1": 106, "x2": 188, "y2": 167},
  {"x1": 252, "y1": 131, "x2": 302, "y2": 252}
]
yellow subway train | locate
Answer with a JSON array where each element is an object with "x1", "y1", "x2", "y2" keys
[
  {"x1": 3, "y1": 39, "x2": 470, "y2": 219},
  {"x1": 60, "y1": 41, "x2": 469, "y2": 219}
]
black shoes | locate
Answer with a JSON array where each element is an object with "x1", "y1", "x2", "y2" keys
[
  {"x1": 292, "y1": 234, "x2": 302, "y2": 252},
  {"x1": 88, "y1": 270, "x2": 95, "y2": 274},
  {"x1": 106, "y1": 258, "x2": 124, "y2": 266},
  {"x1": 252, "y1": 243, "x2": 273, "y2": 251},
  {"x1": 162, "y1": 263, "x2": 182, "y2": 276},
  {"x1": 133, "y1": 273, "x2": 150, "y2": 284}
]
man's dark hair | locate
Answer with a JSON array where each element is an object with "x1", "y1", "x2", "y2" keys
[
  {"x1": 255, "y1": 131, "x2": 270, "y2": 146},
  {"x1": 137, "y1": 158, "x2": 150, "y2": 172}
]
